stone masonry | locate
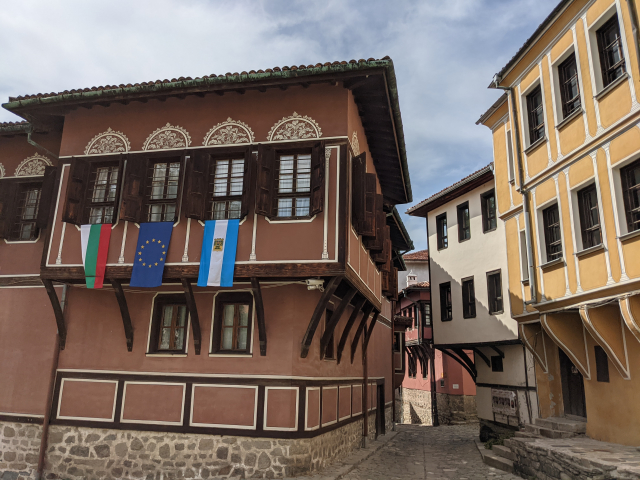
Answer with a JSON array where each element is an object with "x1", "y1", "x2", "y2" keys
[
  {"x1": 399, "y1": 388, "x2": 477, "y2": 426},
  {"x1": 0, "y1": 422, "x2": 43, "y2": 480}
]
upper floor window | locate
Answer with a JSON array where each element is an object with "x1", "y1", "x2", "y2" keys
[
  {"x1": 422, "y1": 303, "x2": 431, "y2": 327},
  {"x1": 148, "y1": 294, "x2": 189, "y2": 355},
  {"x1": 597, "y1": 14, "x2": 626, "y2": 88},
  {"x1": 87, "y1": 164, "x2": 120, "y2": 224},
  {"x1": 440, "y1": 282, "x2": 452, "y2": 322},
  {"x1": 147, "y1": 161, "x2": 181, "y2": 222},
  {"x1": 621, "y1": 158, "x2": 640, "y2": 233},
  {"x1": 506, "y1": 131, "x2": 515, "y2": 183},
  {"x1": 11, "y1": 184, "x2": 41, "y2": 241},
  {"x1": 487, "y1": 270, "x2": 503, "y2": 315},
  {"x1": 276, "y1": 153, "x2": 311, "y2": 217},
  {"x1": 491, "y1": 355, "x2": 504, "y2": 372},
  {"x1": 211, "y1": 292, "x2": 253, "y2": 355},
  {"x1": 436, "y1": 213, "x2": 448, "y2": 250},
  {"x1": 577, "y1": 183, "x2": 602, "y2": 249},
  {"x1": 543, "y1": 203, "x2": 563, "y2": 262},
  {"x1": 457, "y1": 202, "x2": 470, "y2": 242},
  {"x1": 526, "y1": 85, "x2": 545, "y2": 144},
  {"x1": 558, "y1": 53, "x2": 581, "y2": 118},
  {"x1": 210, "y1": 158, "x2": 244, "y2": 220},
  {"x1": 481, "y1": 189, "x2": 497, "y2": 233},
  {"x1": 461, "y1": 277, "x2": 476, "y2": 319}
]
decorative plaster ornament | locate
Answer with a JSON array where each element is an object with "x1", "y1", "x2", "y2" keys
[
  {"x1": 15, "y1": 154, "x2": 53, "y2": 176},
  {"x1": 142, "y1": 123, "x2": 192, "y2": 151},
  {"x1": 351, "y1": 131, "x2": 360, "y2": 156},
  {"x1": 84, "y1": 128, "x2": 131, "y2": 155},
  {"x1": 267, "y1": 112, "x2": 322, "y2": 141},
  {"x1": 203, "y1": 118, "x2": 255, "y2": 145}
]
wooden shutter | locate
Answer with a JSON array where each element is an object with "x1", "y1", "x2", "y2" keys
[
  {"x1": 364, "y1": 194, "x2": 385, "y2": 252},
  {"x1": 381, "y1": 270, "x2": 390, "y2": 295},
  {"x1": 351, "y1": 152, "x2": 366, "y2": 232},
  {"x1": 360, "y1": 173, "x2": 377, "y2": 237},
  {"x1": 372, "y1": 226, "x2": 391, "y2": 264},
  {"x1": 255, "y1": 145, "x2": 275, "y2": 217},
  {"x1": 36, "y1": 165, "x2": 58, "y2": 230},
  {"x1": 240, "y1": 147, "x2": 254, "y2": 220},
  {"x1": 183, "y1": 151, "x2": 211, "y2": 220},
  {"x1": 309, "y1": 141, "x2": 325, "y2": 216},
  {"x1": 62, "y1": 157, "x2": 91, "y2": 225},
  {"x1": 0, "y1": 181, "x2": 17, "y2": 239},
  {"x1": 119, "y1": 156, "x2": 148, "y2": 223}
]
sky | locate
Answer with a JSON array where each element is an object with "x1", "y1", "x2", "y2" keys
[{"x1": 0, "y1": 0, "x2": 560, "y2": 251}]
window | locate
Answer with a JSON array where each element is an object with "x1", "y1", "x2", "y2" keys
[
  {"x1": 457, "y1": 202, "x2": 470, "y2": 242},
  {"x1": 543, "y1": 204, "x2": 563, "y2": 262},
  {"x1": 436, "y1": 213, "x2": 448, "y2": 250},
  {"x1": 413, "y1": 305, "x2": 420, "y2": 329},
  {"x1": 481, "y1": 190, "x2": 497, "y2": 233},
  {"x1": 558, "y1": 53, "x2": 581, "y2": 118},
  {"x1": 491, "y1": 355, "x2": 504, "y2": 372},
  {"x1": 393, "y1": 332, "x2": 401, "y2": 353},
  {"x1": 526, "y1": 85, "x2": 545, "y2": 144},
  {"x1": 86, "y1": 164, "x2": 120, "y2": 224},
  {"x1": 597, "y1": 14, "x2": 626, "y2": 88},
  {"x1": 211, "y1": 292, "x2": 253, "y2": 354},
  {"x1": 147, "y1": 161, "x2": 181, "y2": 222},
  {"x1": 10, "y1": 184, "x2": 41, "y2": 241},
  {"x1": 621, "y1": 158, "x2": 640, "y2": 233},
  {"x1": 577, "y1": 184, "x2": 602, "y2": 249},
  {"x1": 440, "y1": 282, "x2": 452, "y2": 322},
  {"x1": 276, "y1": 152, "x2": 311, "y2": 217},
  {"x1": 209, "y1": 158, "x2": 244, "y2": 220},
  {"x1": 422, "y1": 303, "x2": 431, "y2": 327},
  {"x1": 149, "y1": 294, "x2": 189, "y2": 354},
  {"x1": 324, "y1": 308, "x2": 336, "y2": 360},
  {"x1": 487, "y1": 270, "x2": 503, "y2": 315},
  {"x1": 594, "y1": 345, "x2": 610, "y2": 382},
  {"x1": 439, "y1": 378, "x2": 445, "y2": 388},
  {"x1": 520, "y1": 230, "x2": 529, "y2": 281},
  {"x1": 461, "y1": 277, "x2": 476, "y2": 319},
  {"x1": 507, "y1": 131, "x2": 515, "y2": 182}
]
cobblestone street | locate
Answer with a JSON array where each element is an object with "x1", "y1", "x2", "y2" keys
[{"x1": 305, "y1": 424, "x2": 520, "y2": 480}]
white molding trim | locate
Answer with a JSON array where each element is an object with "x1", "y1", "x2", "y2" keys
[
  {"x1": 338, "y1": 385, "x2": 352, "y2": 421},
  {"x1": 189, "y1": 384, "x2": 258, "y2": 430},
  {"x1": 56, "y1": 378, "x2": 118, "y2": 422},
  {"x1": 305, "y1": 387, "x2": 321, "y2": 431},
  {"x1": 321, "y1": 385, "x2": 338, "y2": 427},
  {"x1": 120, "y1": 381, "x2": 186, "y2": 426},
  {"x1": 263, "y1": 386, "x2": 299, "y2": 431}
]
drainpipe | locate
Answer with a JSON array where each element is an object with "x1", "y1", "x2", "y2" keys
[
  {"x1": 36, "y1": 284, "x2": 68, "y2": 480},
  {"x1": 491, "y1": 77, "x2": 537, "y2": 305},
  {"x1": 27, "y1": 127, "x2": 59, "y2": 160}
]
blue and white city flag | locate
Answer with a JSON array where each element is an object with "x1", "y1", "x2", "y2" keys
[{"x1": 197, "y1": 219, "x2": 240, "y2": 287}]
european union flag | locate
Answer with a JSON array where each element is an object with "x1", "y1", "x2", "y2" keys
[{"x1": 130, "y1": 222, "x2": 173, "y2": 288}]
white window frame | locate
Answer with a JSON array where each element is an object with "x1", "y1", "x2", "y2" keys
[
  {"x1": 569, "y1": 177, "x2": 603, "y2": 252},
  {"x1": 506, "y1": 128, "x2": 516, "y2": 183},
  {"x1": 551, "y1": 45, "x2": 585, "y2": 125},
  {"x1": 520, "y1": 78, "x2": 546, "y2": 149},
  {"x1": 611, "y1": 152, "x2": 640, "y2": 238},
  {"x1": 536, "y1": 198, "x2": 564, "y2": 265}
]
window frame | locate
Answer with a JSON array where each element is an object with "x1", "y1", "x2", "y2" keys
[
  {"x1": 457, "y1": 201, "x2": 471, "y2": 242},
  {"x1": 526, "y1": 85, "x2": 545, "y2": 145},
  {"x1": 506, "y1": 130, "x2": 516, "y2": 183},
  {"x1": 422, "y1": 302, "x2": 431, "y2": 327},
  {"x1": 557, "y1": 52, "x2": 582, "y2": 119},
  {"x1": 596, "y1": 13, "x2": 627, "y2": 89},
  {"x1": 274, "y1": 148, "x2": 314, "y2": 220},
  {"x1": 486, "y1": 269, "x2": 504, "y2": 315},
  {"x1": 577, "y1": 183, "x2": 602, "y2": 250},
  {"x1": 148, "y1": 294, "x2": 190, "y2": 355},
  {"x1": 9, "y1": 181, "x2": 42, "y2": 242},
  {"x1": 491, "y1": 355, "x2": 504, "y2": 372},
  {"x1": 620, "y1": 158, "x2": 640, "y2": 234},
  {"x1": 207, "y1": 154, "x2": 247, "y2": 221},
  {"x1": 461, "y1": 276, "x2": 476, "y2": 319},
  {"x1": 145, "y1": 157, "x2": 184, "y2": 223},
  {"x1": 439, "y1": 282, "x2": 452, "y2": 322},
  {"x1": 436, "y1": 213, "x2": 448, "y2": 250},
  {"x1": 85, "y1": 160, "x2": 122, "y2": 225},
  {"x1": 481, "y1": 189, "x2": 497, "y2": 233},
  {"x1": 542, "y1": 203, "x2": 563, "y2": 262},
  {"x1": 211, "y1": 292, "x2": 254, "y2": 355}
]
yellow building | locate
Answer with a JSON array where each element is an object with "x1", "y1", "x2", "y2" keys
[{"x1": 478, "y1": 0, "x2": 640, "y2": 446}]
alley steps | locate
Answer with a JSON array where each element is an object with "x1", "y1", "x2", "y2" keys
[
  {"x1": 524, "y1": 416, "x2": 586, "y2": 439},
  {"x1": 475, "y1": 440, "x2": 515, "y2": 475}
]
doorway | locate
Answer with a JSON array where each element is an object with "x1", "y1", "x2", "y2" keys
[
  {"x1": 558, "y1": 349, "x2": 587, "y2": 418},
  {"x1": 376, "y1": 384, "x2": 385, "y2": 438}
]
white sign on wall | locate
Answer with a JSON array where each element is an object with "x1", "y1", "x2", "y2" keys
[{"x1": 491, "y1": 389, "x2": 517, "y2": 416}]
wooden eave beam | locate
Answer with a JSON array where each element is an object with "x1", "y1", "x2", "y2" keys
[
  {"x1": 362, "y1": 310, "x2": 380, "y2": 358},
  {"x1": 336, "y1": 297, "x2": 367, "y2": 364},
  {"x1": 319, "y1": 286, "x2": 357, "y2": 360},
  {"x1": 251, "y1": 277, "x2": 267, "y2": 356},
  {"x1": 452, "y1": 348, "x2": 477, "y2": 377},
  {"x1": 437, "y1": 348, "x2": 477, "y2": 382},
  {"x1": 109, "y1": 279, "x2": 134, "y2": 352},
  {"x1": 41, "y1": 278, "x2": 66, "y2": 350},
  {"x1": 350, "y1": 303, "x2": 375, "y2": 364},
  {"x1": 181, "y1": 278, "x2": 202, "y2": 355},
  {"x1": 491, "y1": 346, "x2": 505, "y2": 358},
  {"x1": 300, "y1": 276, "x2": 342, "y2": 358},
  {"x1": 472, "y1": 347, "x2": 491, "y2": 368}
]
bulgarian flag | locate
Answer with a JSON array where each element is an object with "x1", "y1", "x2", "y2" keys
[{"x1": 80, "y1": 224, "x2": 112, "y2": 289}]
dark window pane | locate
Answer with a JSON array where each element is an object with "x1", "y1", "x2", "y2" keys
[
  {"x1": 527, "y1": 86, "x2": 545, "y2": 144},
  {"x1": 436, "y1": 213, "x2": 448, "y2": 249},
  {"x1": 597, "y1": 14, "x2": 626, "y2": 87},
  {"x1": 491, "y1": 355, "x2": 504, "y2": 372},
  {"x1": 543, "y1": 204, "x2": 563, "y2": 261},
  {"x1": 482, "y1": 190, "x2": 497, "y2": 232},
  {"x1": 10, "y1": 184, "x2": 41, "y2": 241},
  {"x1": 457, "y1": 202, "x2": 470, "y2": 241},
  {"x1": 462, "y1": 278, "x2": 476, "y2": 319},
  {"x1": 487, "y1": 271, "x2": 503, "y2": 314},
  {"x1": 440, "y1": 282, "x2": 452, "y2": 322},
  {"x1": 558, "y1": 53, "x2": 581, "y2": 118},
  {"x1": 621, "y1": 159, "x2": 640, "y2": 233},
  {"x1": 578, "y1": 184, "x2": 602, "y2": 249}
]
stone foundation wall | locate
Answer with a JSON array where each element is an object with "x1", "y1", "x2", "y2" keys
[
  {"x1": 0, "y1": 421, "x2": 43, "y2": 480},
  {"x1": 399, "y1": 388, "x2": 477, "y2": 425}
]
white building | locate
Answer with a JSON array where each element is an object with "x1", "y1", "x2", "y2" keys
[
  {"x1": 398, "y1": 249, "x2": 430, "y2": 289},
  {"x1": 407, "y1": 164, "x2": 539, "y2": 439}
]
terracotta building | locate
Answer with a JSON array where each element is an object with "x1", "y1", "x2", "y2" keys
[{"x1": 0, "y1": 57, "x2": 413, "y2": 479}]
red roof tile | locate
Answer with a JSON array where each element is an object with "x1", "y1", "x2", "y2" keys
[{"x1": 403, "y1": 249, "x2": 429, "y2": 261}]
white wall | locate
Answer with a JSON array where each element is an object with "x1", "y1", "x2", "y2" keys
[
  {"x1": 397, "y1": 260, "x2": 429, "y2": 290},
  {"x1": 428, "y1": 179, "x2": 517, "y2": 344}
]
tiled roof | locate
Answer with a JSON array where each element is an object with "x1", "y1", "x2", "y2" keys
[
  {"x1": 0, "y1": 120, "x2": 28, "y2": 127},
  {"x1": 402, "y1": 281, "x2": 430, "y2": 293},
  {"x1": 406, "y1": 163, "x2": 493, "y2": 215},
  {"x1": 403, "y1": 249, "x2": 429, "y2": 261},
  {"x1": 0, "y1": 120, "x2": 30, "y2": 134},
  {"x1": 7, "y1": 58, "x2": 390, "y2": 102}
]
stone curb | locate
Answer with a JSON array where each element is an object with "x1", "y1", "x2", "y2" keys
[{"x1": 284, "y1": 430, "x2": 400, "y2": 480}]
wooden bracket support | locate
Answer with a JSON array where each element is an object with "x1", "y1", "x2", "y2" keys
[
  {"x1": 336, "y1": 297, "x2": 367, "y2": 364},
  {"x1": 491, "y1": 345, "x2": 505, "y2": 358},
  {"x1": 181, "y1": 278, "x2": 202, "y2": 355},
  {"x1": 350, "y1": 303, "x2": 375, "y2": 364},
  {"x1": 110, "y1": 279, "x2": 134, "y2": 352},
  {"x1": 320, "y1": 286, "x2": 356, "y2": 359},
  {"x1": 42, "y1": 278, "x2": 66, "y2": 350},
  {"x1": 452, "y1": 348, "x2": 477, "y2": 377},
  {"x1": 472, "y1": 347, "x2": 491, "y2": 367},
  {"x1": 251, "y1": 277, "x2": 267, "y2": 356},
  {"x1": 361, "y1": 310, "x2": 380, "y2": 360},
  {"x1": 300, "y1": 276, "x2": 342, "y2": 358},
  {"x1": 437, "y1": 348, "x2": 477, "y2": 382}
]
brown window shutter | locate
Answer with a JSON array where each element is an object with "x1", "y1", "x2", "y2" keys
[
  {"x1": 240, "y1": 147, "x2": 255, "y2": 220},
  {"x1": 120, "y1": 156, "x2": 148, "y2": 223},
  {"x1": 381, "y1": 270, "x2": 390, "y2": 295},
  {"x1": 255, "y1": 145, "x2": 275, "y2": 217},
  {"x1": 373, "y1": 226, "x2": 391, "y2": 265},
  {"x1": 62, "y1": 157, "x2": 91, "y2": 225},
  {"x1": 0, "y1": 181, "x2": 17, "y2": 239},
  {"x1": 364, "y1": 194, "x2": 385, "y2": 252},
  {"x1": 360, "y1": 173, "x2": 377, "y2": 237},
  {"x1": 309, "y1": 141, "x2": 326, "y2": 216},
  {"x1": 183, "y1": 151, "x2": 211, "y2": 220},
  {"x1": 391, "y1": 267, "x2": 398, "y2": 300},
  {"x1": 37, "y1": 165, "x2": 58, "y2": 230},
  {"x1": 351, "y1": 152, "x2": 366, "y2": 232}
]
